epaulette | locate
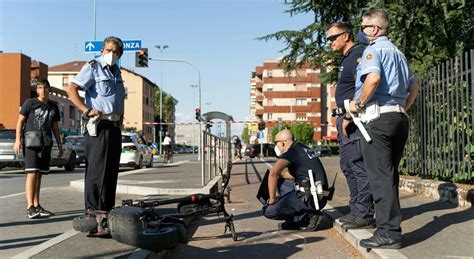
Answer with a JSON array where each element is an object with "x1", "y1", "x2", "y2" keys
[{"x1": 88, "y1": 60, "x2": 97, "y2": 66}]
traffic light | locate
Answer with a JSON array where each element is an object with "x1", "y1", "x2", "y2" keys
[
  {"x1": 258, "y1": 120, "x2": 265, "y2": 131},
  {"x1": 195, "y1": 108, "x2": 201, "y2": 121},
  {"x1": 135, "y1": 48, "x2": 148, "y2": 67}
]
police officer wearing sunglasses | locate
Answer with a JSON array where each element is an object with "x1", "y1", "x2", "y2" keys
[{"x1": 326, "y1": 22, "x2": 375, "y2": 230}]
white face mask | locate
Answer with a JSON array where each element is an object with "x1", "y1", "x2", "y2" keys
[
  {"x1": 274, "y1": 145, "x2": 282, "y2": 157},
  {"x1": 103, "y1": 52, "x2": 119, "y2": 66}
]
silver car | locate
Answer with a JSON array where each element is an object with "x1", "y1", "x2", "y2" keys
[
  {"x1": 0, "y1": 129, "x2": 77, "y2": 171},
  {"x1": 0, "y1": 129, "x2": 23, "y2": 169}
]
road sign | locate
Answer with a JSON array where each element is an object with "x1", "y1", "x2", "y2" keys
[{"x1": 84, "y1": 40, "x2": 142, "y2": 53}]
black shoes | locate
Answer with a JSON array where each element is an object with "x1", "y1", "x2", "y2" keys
[
  {"x1": 278, "y1": 217, "x2": 308, "y2": 230},
  {"x1": 26, "y1": 206, "x2": 40, "y2": 219},
  {"x1": 360, "y1": 233, "x2": 402, "y2": 249},
  {"x1": 27, "y1": 205, "x2": 53, "y2": 219},
  {"x1": 300, "y1": 212, "x2": 323, "y2": 232},
  {"x1": 341, "y1": 216, "x2": 375, "y2": 229},
  {"x1": 36, "y1": 205, "x2": 53, "y2": 218},
  {"x1": 338, "y1": 213, "x2": 356, "y2": 224}
]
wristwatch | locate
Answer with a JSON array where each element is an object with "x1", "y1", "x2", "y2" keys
[{"x1": 355, "y1": 99, "x2": 365, "y2": 111}]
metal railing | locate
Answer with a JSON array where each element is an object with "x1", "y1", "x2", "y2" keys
[
  {"x1": 401, "y1": 50, "x2": 473, "y2": 182},
  {"x1": 201, "y1": 131, "x2": 231, "y2": 186}
]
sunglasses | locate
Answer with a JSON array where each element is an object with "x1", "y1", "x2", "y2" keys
[{"x1": 326, "y1": 31, "x2": 347, "y2": 42}]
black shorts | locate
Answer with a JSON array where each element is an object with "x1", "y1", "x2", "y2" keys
[{"x1": 23, "y1": 146, "x2": 52, "y2": 174}]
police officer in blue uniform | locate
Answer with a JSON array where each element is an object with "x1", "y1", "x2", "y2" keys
[
  {"x1": 66, "y1": 36, "x2": 125, "y2": 236},
  {"x1": 326, "y1": 22, "x2": 375, "y2": 229},
  {"x1": 263, "y1": 129, "x2": 329, "y2": 231},
  {"x1": 347, "y1": 9, "x2": 420, "y2": 249}
]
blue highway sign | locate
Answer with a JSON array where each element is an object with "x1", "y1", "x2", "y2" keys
[{"x1": 84, "y1": 40, "x2": 142, "y2": 53}]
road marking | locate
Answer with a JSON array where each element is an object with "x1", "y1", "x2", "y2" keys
[
  {"x1": 0, "y1": 187, "x2": 65, "y2": 199},
  {"x1": 11, "y1": 229, "x2": 79, "y2": 259}
]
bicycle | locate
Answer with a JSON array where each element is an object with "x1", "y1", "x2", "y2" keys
[
  {"x1": 163, "y1": 145, "x2": 173, "y2": 164},
  {"x1": 73, "y1": 161, "x2": 236, "y2": 251}
]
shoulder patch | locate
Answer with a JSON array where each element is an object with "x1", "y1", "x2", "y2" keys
[
  {"x1": 357, "y1": 57, "x2": 362, "y2": 64},
  {"x1": 366, "y1": 53, "x2": 373, "y2": 61},
  {"x1": 88, "y1": 60, "x2": 97, "y2": 66}
]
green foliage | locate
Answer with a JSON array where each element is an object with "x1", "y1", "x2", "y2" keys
[
  {"x1": 270, "y1": 122, "x2": 314, "y2": 144},
  {"x1": 241, "y1": 125, "x2": 250, "y2": 144},
  {"x1": 154, "y1": 88, "x2": 176, "y2": 122},
  {"x1": 123, "y1": 126, "x2": 137, "y2": 133},
  {"x1": 260, "y1": 0, "x2": 473, "y2": 82}
]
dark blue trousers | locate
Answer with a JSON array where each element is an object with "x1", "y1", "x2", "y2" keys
[
  {"x1": 337, "y1": 116, "x2": 374, "y2": 218},
  {"x1": 262, "y1": 179, "x2": 326, "y2": 223},
  {"x1": 361, "y1": 112, "x2": 409, "y2": 238},
  {"x1": 84, "y1": 121, "x2": 122, "y2": 211}
]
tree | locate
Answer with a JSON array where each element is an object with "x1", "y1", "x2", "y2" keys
[
  {"x1": 154, "y1": 88, "x2": 176, "y2": 122},
  {"x1": 260, "y1": 0, "x2": 473, "y2": 80},
  {"x1": 270, "y1": 123, "x2": 314, "y2": 144},
  {"x1": 241, "y1": 125, "x2": 250, "y2": 144}
]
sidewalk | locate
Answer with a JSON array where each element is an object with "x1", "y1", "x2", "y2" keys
[{"x1": 16, "y1": 157, "x2": 474, "y2": 258}]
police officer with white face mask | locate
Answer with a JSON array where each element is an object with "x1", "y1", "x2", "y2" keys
[
  {"x1": 262, "y1": 129, "x2": 329, "y2": 231},
  {"x1": 66, "y1": 36, "x2": 125, "y2": 237},
  {"x1": 346, "y1": 9, "x2": 420, "y2": 249}
]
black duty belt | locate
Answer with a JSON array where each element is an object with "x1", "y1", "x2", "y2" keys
[{"x1": 331, "y1": 107, "x2": 346, "y2": 117}]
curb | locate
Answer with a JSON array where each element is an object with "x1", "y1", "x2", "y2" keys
[
  {"x1": 70, "y1": 160, "x2": 221, "y2": 196},
  {"x1": 399, "y1": 176, "x2": 472, "y2": 208},
  {"x1": 323, "y1": 204, "x2": 407, "y2": 259}
]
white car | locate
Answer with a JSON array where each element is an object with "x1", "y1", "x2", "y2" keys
[{"x1": 120, "y1": 133, "x2": 153, "y2": 169}]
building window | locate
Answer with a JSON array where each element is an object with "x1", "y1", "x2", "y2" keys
[
  {"x1": 145, "y1": 97, "x2": 149, "y2": 105},
  {"x1": 62, "y1": 76, "x2": 69, "y2": 87},
  {"x1": 266, "y1": 70, "x2": 273, "y2": 78},
  {"x1": 267, "y1": 85, "x2": 273, "y2": 91},
  {"x1": 267, "y1": 113, "x2": 273, "y2": 120},
  {"x1": 296, "y1": 98, "x2": 307, "y2": 106},
  {"x1": 60, "y1": 105, "x2": 65, "y2": 125},
  {"x1": 297, "y1": 116, "x2": 307, "y2": 121}
]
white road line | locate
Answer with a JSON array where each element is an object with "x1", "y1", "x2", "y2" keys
[{"x1": 0, "y1": 187, "x2": 65, "y2": 199}]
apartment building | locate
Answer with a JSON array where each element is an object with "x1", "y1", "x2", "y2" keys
[
  {"x1": 250, "y1": 60, "x2": 337, "y2": 143},
  {"x1": 0, "y1": 54, "x2": 82, "y2": 135}
]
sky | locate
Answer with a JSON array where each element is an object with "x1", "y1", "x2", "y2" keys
[{"x1": 1, "y1": 0, "x2": 312, "y2": 136}]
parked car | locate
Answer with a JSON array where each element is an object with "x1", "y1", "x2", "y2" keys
[
  {"x1": 0, "y1": 129, "x2": 23, "y2": 169},
  {"x1": 314, "y1": 145, "x2": 332, "y2": 157},
  {"x1": 0, "y1": 129, "x2": 77, "y2": 171},
  {"x1": 51, "y1": 138, "x2": 77, "y2": 171},
  {"x1": 64, "y1": 135, "x2": 86, "y2": 166},
  {"x1": 120, "y1": 133, "x2": 153, "y2": 169},
  {"x1": 244, "y1": 143, "x2": 276, "y2": 158}
]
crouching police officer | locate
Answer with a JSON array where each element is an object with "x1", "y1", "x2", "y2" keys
[{"x1": 262, "y1": 129, "x2": 329, "y2": 231}]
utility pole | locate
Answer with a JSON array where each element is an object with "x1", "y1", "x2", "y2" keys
[{"x1": 155, "y1": 44, "x2": 168, "y2": 156}]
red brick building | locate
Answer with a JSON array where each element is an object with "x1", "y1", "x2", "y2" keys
[{"x1": 250, "y1": 60, "x2": 337, "y2": 143}]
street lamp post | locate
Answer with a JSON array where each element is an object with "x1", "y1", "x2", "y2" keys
[
  {"x1": 190, "y1": 84, "x2": 198, "y2": 154},
  {"x1": 148, "y1": 57, "x2": 202, "y2": 161},
  {"x1": 155, "y1": 44, "x2": 168, "y2": 156}
]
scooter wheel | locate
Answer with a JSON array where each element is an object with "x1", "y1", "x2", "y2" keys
[
  {"x1": 72, "y1": 215, "x2": 98, "y2": 232},
  {"x1": 172, "y1": 223, "x2": 188, "y2": 244},
  {"x1": 136, "y1": 226, "x2": 180, "y2": 252}
]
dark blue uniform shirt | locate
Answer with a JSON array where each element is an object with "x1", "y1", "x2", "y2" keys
[{"x1": 335, "y1": 43, "x2": 366, "y2": 108}]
